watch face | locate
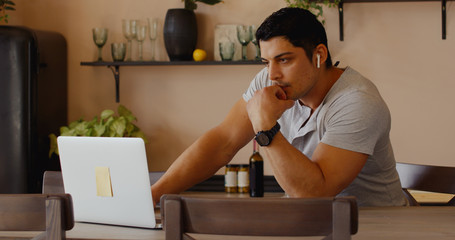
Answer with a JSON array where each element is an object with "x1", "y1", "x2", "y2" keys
[{"x1": 256, "y1": 132, "x2": 270, "y2": 146}]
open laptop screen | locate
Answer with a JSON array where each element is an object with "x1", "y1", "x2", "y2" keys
[{"x1": 57, "y1": 136, "x2": 157, "y2": 228}]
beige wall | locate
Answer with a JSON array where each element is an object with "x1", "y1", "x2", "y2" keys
[{"x1": 5, "y1": 0, "x2": 455, "y2": 175}]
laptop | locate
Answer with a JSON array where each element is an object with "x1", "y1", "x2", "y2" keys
[{"x1": 57, "y1": 136, "x2": 161, "y2": 229}]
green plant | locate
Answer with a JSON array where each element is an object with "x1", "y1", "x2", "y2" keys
[
  {"x1": 183, "y1": 0, "x2": 223, "y2": 11},
  {"x1": 0, "y1": 0, "x2": 15, "y2": 23},
  {"x1": 285, "y1": 0, "x2": 340, "y2": 24},
  {"x1": 48, "y1": 104, "x2": 148, "y2": 157}
]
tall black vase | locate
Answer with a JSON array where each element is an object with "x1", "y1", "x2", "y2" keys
[{"x1": 163, "y1": 8, "x2": 197, "y2": 61}]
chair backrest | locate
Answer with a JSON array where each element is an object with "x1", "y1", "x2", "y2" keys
[
  {"x1": 396, "y1": 162, "x2": 455, "y2": 206},
  {"x1": 0, "y1": 194, "x2": 74, "y2": 240},
  {"x1": 42, "y1": 170, "x2": 165, "y2": 194},
  {"x1": 161, "y1": 194, "x2": 358, "y2": 240}
]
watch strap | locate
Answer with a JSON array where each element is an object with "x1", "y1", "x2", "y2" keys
[{"x1": 255, "y1": 122, "x2": 281, "y2": 146}]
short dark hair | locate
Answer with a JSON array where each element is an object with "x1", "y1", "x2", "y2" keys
[{"x1": 256, "y1": 7, "x2": 333, "y2": 67}]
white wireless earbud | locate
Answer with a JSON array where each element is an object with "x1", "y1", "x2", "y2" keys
[{"x1": 317, "y1": 54, "x2": 321, "y2": 69}]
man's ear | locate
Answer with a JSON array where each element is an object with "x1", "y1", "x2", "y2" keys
[{"x1": 313, "y1": 44, "x2": 328, "y2": 68}]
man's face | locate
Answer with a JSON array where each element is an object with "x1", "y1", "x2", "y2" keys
[{"x1": 260, "y1": 37, "x2": 318, "y2": 101}]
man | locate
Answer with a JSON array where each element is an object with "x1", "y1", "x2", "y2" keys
[{"x1": 152, "y1": 7, "x2": 406, "y2": 207}]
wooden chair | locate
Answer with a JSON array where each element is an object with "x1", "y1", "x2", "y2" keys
[
  {"x1": 0, "y1": 194, "x2": 74, "y2": 240},
  {"x1": 42, "y1": 170, "x2": 165, "y2": 194},
  {"x1": 161, "y1": 194, "x2": 358, "y2": 240},
  {"x1": 396, "y1": 162, "x2": 455, "y2": 206}
]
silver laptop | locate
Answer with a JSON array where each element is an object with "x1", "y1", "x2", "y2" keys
[{"x1": 57, "y1": 136, "x2": 161, "y2": 229}]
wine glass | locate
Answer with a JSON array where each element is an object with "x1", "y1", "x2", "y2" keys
[
  {"x1": 92, "y1": 28, "x2": 108, "y2": 61},
  {"x1": 148, "y1": 18, "x2": 158, "y2": 61},
  {"x1": 251, "y1": 25, "x2": 260, "y2": 61},
  {"x1": 236, "y1": 25, "x2": 253, "y2": 60},
  {"x1": 122, "y1": 19, "x2": 137, "y2": 61},
  {"x1": 136, "y1": 23, "x2": 147, "y2": 61}
]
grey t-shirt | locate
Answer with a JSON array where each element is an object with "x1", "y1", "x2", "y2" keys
[{"x1": 243, "y1": 67, "x2": 406, "y2": 207}]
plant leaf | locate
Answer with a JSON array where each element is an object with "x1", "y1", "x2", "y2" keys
[
  {"x1": 4, "y1": 1, "x2": 16, "y2": 5},
  {"x1": 110, "y1": 117, "x2": 126, "y2": 137},
  {"x1": 132, "y1": 131, "x2": 149, "y2": 144},
  {"x1": 118, "y1": 104, "x2": 136, "y2": 122},
  {"x1": 48, "y1": 134, "x2": 58, "y2": 158},
  {"x1": 125, "y1": 122, "x2": 136, "y2": 136},
  {"x1": 196, "y1": 0, "x2": 223, "y2": 5},
  {"x1": 101, "y1": 109, "x2": 114, "y2": 121},
  {"x1": 93, "y1": 123, "x2": 106, "y2": 136},
  {"x1": 184, "y1": 0, "x2": 197, "y2": 10},
  {"x1": 48, "y1": 104, "x2": 149, "y2": 157}
]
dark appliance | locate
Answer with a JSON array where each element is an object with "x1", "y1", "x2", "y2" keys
[{"x1": 0, "y1": 26, "x2": 67, "y2": 193}]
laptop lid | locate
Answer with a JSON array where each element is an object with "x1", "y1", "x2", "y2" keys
[{"x1": 57, "y1": 136, "x2": 156, "y2": 228}]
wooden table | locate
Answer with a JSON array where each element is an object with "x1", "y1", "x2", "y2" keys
[{"x1": 1, "y1": 206, "x2": 454, "y2": 239}]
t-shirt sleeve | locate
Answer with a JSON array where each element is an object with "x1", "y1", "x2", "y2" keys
[
  {"x1": 242, "y1": 67, "x2": 270, "y2": 102},
  {"x1": 320, "y1": 91, "x2": 391, "y2": 155}
]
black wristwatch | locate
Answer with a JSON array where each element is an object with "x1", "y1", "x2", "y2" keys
[{"x1": 255, "y1": 122, "x2": 281, "y2": 147}]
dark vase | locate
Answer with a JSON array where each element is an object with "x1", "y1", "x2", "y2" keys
[{"x1": 163, "y1": 8, "x2": 197, "y2": 61}]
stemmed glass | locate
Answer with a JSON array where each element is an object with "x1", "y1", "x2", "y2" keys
[
  {"x1": 122, "y1": 19, "x2": 137, "y2": 61},
  {"x1": 236, "y1": 25, "x2": 253, "y2": 60},
  {"x1": 148, "y1": 18, "x2": 158, "y2": 61},
  {"x1": 251, "y1": 25, "x2": 260, "y2": 61},
  {"x1": 136, "y1": 23, "x2": 147, "y2": 61},
  {"x1": 92, "y1": 28, "x2": 108, "y2": 61}
]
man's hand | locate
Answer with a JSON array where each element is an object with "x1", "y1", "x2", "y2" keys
[{"x1": 246, "y1": 85, "x2": 294, "y2": 132}]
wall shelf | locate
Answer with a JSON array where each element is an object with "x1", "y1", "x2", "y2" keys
[
  {"x1": 337, "y1": 0, "x2": 449, "y2": 41},
  {"x1": 80, "y1": 60, "x2": 263, "y2": 102}
]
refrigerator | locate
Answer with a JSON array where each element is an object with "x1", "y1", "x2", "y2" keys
[{"x1": 0, "y1": 26, "x2": 67, "y2": 193}]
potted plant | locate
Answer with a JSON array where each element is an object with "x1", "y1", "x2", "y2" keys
[
  {"x1": 0, "y1": 0, "x2": 15, "y2": 23},
  {"x1": 48, "y1": 104, "x2": 148, "y2": 157},
  {"x1": 285, "y1": 0, "x2": 340, "y2": 24},
  {"x1": 163, "y1": 0, "x2": 223, "y2": 61}
]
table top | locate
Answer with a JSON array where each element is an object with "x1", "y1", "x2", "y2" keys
[
  {"x1": 1, "y1": 192, "x2": 454, "y2": 240},
  {"x1": 1, "y1": 206, "x2": 454, "y2": 239}
]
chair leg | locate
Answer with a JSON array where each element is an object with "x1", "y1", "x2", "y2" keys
[
  {"x1": 164, "y1": 196, "x2": 182, "y2": 240},
  {"x1": 45, "y1": 197, "x2": 65, "y2": 240},
  {"x1": 332, "y1": 199, "x2": 351, "y2": 240}
]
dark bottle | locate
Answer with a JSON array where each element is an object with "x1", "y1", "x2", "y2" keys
[{"x1": 249, "y1": 140, "x2": 264, "y2": 197}]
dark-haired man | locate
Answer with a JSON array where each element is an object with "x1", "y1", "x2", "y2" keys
[{"x1": 152, "y1": 7, "x2": 406, "y2": 207}]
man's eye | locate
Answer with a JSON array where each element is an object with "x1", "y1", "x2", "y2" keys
[{"x1": 279, "y1": 58, "x2": 288, "y2": 63}]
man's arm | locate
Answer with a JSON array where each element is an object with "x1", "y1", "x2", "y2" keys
[
  {"x1": 247, "y1": 84, "x2": 367, "y2": 197},
  {"x1": 262, "y1": 133, "x2": 367, "y2": 197},
  {"x1": 151, "y1": 98, "x2": 255, "y2": 205}
]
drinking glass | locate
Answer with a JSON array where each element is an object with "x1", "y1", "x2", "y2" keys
[
  {"x1": 219, "y1": 41, "x2": 235, "y2": 61},
  {"x1": 251, "y1": 25, "x2": 260, "y2": 61},
  {"x1": 148, "y1": 18, "x2": 158, "y2": 61},
  {"x1": 92, "y1": 28, "x2": 108, "y2": 61},
  {"x1": 236, "y1": 25, "x2": 253, "y2": 60},
  {"x1": 122, "y1": 19, "x2": 137, "y2": 61},
  {"x1": 136, "y1": 23, "x2": 147, "y2": 61},
  {"x1": 111, "y1": 43, "x2": 126, "y2": 61}
]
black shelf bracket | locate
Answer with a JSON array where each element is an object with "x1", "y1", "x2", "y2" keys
[
  {"x1": 337, "y1": 0, "x2": 448, "y2": 41},
  {"x1": 442, "y1": 0, "x2": 447, "y2": 39},
  {"x1": 108, "y1": 65, "x2": 120, "y2": 103},
  {"x1": 339, "y1": 1, "x2": 344, "y2": 41}
]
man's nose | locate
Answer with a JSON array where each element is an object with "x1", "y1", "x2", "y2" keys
[{"x1": 268, "y1": 62, "x2": 282, "y2": 81}]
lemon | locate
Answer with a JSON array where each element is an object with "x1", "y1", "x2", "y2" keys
[{"x1": 193, "y1": 49, "x2": 207, "y2": 61}]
